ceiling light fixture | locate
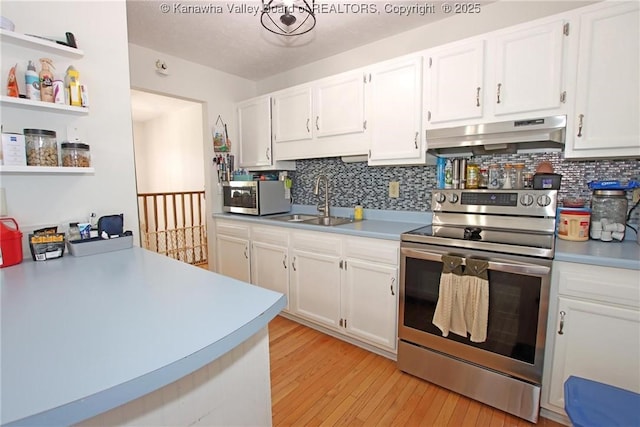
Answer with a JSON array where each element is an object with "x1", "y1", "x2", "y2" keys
[{"x1": 261, "y1": 0, "x2": 316, "y2": 36}]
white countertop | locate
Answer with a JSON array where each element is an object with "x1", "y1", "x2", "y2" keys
[
  {"x1": 0, "y1": 247, "x2": 286, "y2": 426},
  {"x1": 554, "y1": 237, "x2": 640, "y2": 270}
]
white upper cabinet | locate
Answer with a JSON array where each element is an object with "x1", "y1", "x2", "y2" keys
[
  {"x1": 368, "y1": 56, "x2": 425, "y2": 165},
  {"x1": 237, "y1": 95, "x2": 295, "y2": 171},
  {"x1": 565, "y1": 1, "x2": 640, "y2": 158},
  {"x1": 272, "y1": 71, "x2": 368, "y2": 160},
  {"x1": 272, "y1": 87, "x2": 313, "y2": 143},
  {"x1": 314, "y1": 72, "x2": 366, "y2": 138},
  {"x1": 238, "y1": 96, "x2": 272, "y2": 168},
  {"x1": 491, "y1": 21, "x2": 566, "y2": 116},
  {"x1": 424, "y1": 17, "x2": 569, "y2": 129},
  {"x1": 425, "y1": 39, "x2": 485, "y2": 124}
]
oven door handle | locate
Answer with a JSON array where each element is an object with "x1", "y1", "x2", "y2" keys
[{"x1": 401, "y1": 248, "x2": 551, "y2": 276}]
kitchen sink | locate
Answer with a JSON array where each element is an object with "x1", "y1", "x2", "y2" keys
[
  {"x1": 302, "y1": 216, "x2": 354, "y2": 226},
  {"x1": 268, "y1": 214, "x2": 358, "y2": 226},
  {"x1": 268, "y1": 214, "x2": 319, "y2": 222}
]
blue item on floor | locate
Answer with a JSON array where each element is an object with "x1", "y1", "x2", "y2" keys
[{"x1": 564, "y1": 376, "x2": 640, "y2": 427}]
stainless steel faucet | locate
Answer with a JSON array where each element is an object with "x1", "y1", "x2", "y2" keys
[{"x1": 314, "y1": 174, "x2": 330, "y2": 218}]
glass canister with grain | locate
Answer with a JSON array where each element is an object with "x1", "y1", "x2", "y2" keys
[
  {"x1": 61, "y1": 142, "x2": 91, "y2": 167},
  {"x1": 24, "y1": 129, "x2": 58, "y2": 166}
]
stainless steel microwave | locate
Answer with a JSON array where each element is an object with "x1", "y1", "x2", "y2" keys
[{"x1": 222, "y1": 180, "x2": 291, "y2": 215}]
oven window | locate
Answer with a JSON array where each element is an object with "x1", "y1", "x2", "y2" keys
[
  {"x1": 223, "y1": 186, "x2": 257, "y2": 208},
  {"x1": 403, "y1": 257, "x2": 540, "y2": 364}
]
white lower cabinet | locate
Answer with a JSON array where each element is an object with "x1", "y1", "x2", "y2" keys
[
  {"x1": 542, "y1": 261, "x2": 640, "y2": 419},
  {"x1": 290, "y1": 230, "x2": 399, "y2": 352},
  {"x1": 214, "y1": 220, "x2": 251, "y2": 283},
  {"x1": 214, "y1": 219, "x2": 400, "y2": 354},
  {"x1": 251, "y1": 225, "x2": 290, "y2": 311}
]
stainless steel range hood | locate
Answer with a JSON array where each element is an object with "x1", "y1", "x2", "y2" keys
[{"x1": 426, "y1": 115, "x2": 566, "y2": 156}]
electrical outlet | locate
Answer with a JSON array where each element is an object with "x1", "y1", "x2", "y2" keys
[
  {"x1": 633, "y1": 188, "x2": 640, "y2": 204},
  {"x1": 389, "y1": 181, "x2": 400, "y2": 198}
]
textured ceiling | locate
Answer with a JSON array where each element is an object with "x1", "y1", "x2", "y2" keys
[{"x1": 126, "y1": 0, "x2": 460, "y2": 81}]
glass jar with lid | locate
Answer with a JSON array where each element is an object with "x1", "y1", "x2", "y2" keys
[
  {"x1": 24, "y1": 129, "x2": 58, "y2": 166},
  {"x1": 488, "y1": 164, "x2": 500, "y2": 189},
  {"x1": 590, "y1": 189, "x2": 628, "y2": 240},
  {"x1": 61, "y1": 142, "x2": 91, "y2": 167},
  {"x1": 502, "y1": 164, "x2": 513, "y2": 189}
]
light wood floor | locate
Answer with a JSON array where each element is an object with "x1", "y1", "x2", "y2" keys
[{"x1": 268, "y1": 315, "x2": 564, "y2": 427}]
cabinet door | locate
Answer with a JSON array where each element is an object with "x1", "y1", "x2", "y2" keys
[
  {"x1": 491, "y1": 21, "x2": 565, "y2": 117},
  {"x1": 425, "y1": 40, "x2": 485, "y2": 125},
  {"x1": 314, "y1": 73, "x2": 365, "y2": 138},
  {"x1": 547, "y1": 297, "x2": 640, "y2": 411},
  {"x1": 272, "y1": 87, "x2": 313, "y2": 143},
  {"x1": 343, "y1": 259, "x2": 398, "y2": 351},
  {"x1": 215, "y1": 235, "x2": 250, "y2": 283},
  {"x1": 368, "y1": 56, "x2": 425, "y2": 165},
  {"x1": 251, "y1": 241, "x2": 289, "y2": 311},
  {"x1": 568, "y1": 2, "x2": 640, "y2": 157},
  {"x1": 238, "y1": 96, "x2": 272, "y2": 168},
  {"x1": 290, "y1": 249, "x2": 341, "y2": 329}
]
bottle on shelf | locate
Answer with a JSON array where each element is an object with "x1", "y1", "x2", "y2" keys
[
  {"x1": 25, "y1": 60, "x2": 40, "y2": 101},
  {"x1": 488, "y1": 164, "x2": 500, "y2": 189},
  {"x1": 39, "y1": 58, "x2": 55, "y2": 102},
  {"x1": 514, "y1": 163, "x2": 525, "y2": 189}
]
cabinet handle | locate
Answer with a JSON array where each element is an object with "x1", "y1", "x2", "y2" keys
[
  {"x1": 427, "y1": 111, "x2": 431, "y2": 121},
  {"x1": 283, "y1": 255, "x2": 287, "y2": 269},
  {"x1": 292, "y1": 256, "x2": 297, "y2": 271},
  {"x1": 306, "y1": 118, "x2": 310, "y2": 133},
  {"x1": 390, "y1": 277, "x2": 395, "y2": 296},
  {"x1": 497, "y1": 83, "x2": 502, "y2": 104},
  {"x1": 476, "y1": 87, "x2": 481, "y2": 107},
  {"x1": 339, "y1": 318, "x2": 343, "y2": 327},
  {"x1": 266, "y1": 147, "x2": 271, "y2": 161},
  {"x1": 339, "y1": 260, "x2": 344, "y2": 269},
  {"x1": 316, "y1": 116, "x2": 319, "y2": 131},
  {"x1": 244, "y1": 246, "x2": 248, "y2": 259},
  {"x1": 558, "y1": 310, "x2": 566, "y2": 335},
  {"x1": 414, "y1": 132, "x2": 419, "y2": 149},
  {"x1": 577, "y1": 114, "x2": 584, "y2": 137}
]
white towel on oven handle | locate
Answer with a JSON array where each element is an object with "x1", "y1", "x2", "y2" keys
[
  {"x1": 463, "y1": 258, "x2": 489, "y2": 343},
  {"x1": 432, "y1": 255, "x2": 466, "y2": 337}
]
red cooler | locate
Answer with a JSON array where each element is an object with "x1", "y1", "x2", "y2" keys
[{"x1": 0, "y1": 217, "x2": 23, "y2": 268}]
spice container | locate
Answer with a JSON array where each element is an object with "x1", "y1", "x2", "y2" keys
[
  {"x1": 590, "y1": 189, "x2": 628, "y2": 241},
  {"x1": 488, "y1": 164, "x2": 500, "y2": 189},
  {"x1": 61, "y1": 142, "x2": 91, "y2": 167},
  {"x1": 523, "y1": 172, "x2": 534, "y2": 189},
  {"x1": 479, "y1": 168, "x2": 488, "y2": 189},
  {"x1": 24, "y1": 129, "x2": 58, "y2": 166},
  {"x1": 514, "y1": 163, "x2": 525, "y2": 189},
  {"x1": 502, "y1": 164, "x2": 513, "y2": 189},
  {"x1": 466, "y1": 163, "x2": 479, "y2": 189}
]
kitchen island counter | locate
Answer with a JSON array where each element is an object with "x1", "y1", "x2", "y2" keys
[{"x1": 0, "y1": 247, "x2": 286, "y2": 426}]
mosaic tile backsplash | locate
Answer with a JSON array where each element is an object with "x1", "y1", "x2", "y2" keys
[{"x1": 289, "y1": 153, "x2": 640, "y2": 224}]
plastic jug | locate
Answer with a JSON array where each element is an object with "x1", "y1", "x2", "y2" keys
[{"x1": 0, "y1": 217, "x2": 23, "y2": 268}]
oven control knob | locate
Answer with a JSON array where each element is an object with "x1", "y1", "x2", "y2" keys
[
  {"x1": 434, "y1": 192, "x2": 446, "y2": 204},
  {"x1": 448, "y1": 193, "x2": 459, "y2": 204},
  {"x1": 520, "y1": 194, "x2": 535, "y2": 206},
  {"x1": 537, "y1": 195, "x2": 552, "y2": 207}
]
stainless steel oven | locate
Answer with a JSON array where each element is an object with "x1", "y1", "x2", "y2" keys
[{"x1": 398, "y1": 189, "x2": 558, "y2": 423}]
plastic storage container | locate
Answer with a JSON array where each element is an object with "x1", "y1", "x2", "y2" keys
[
  {"x1": 61, "y1": 142, "x2": 91, "y2": 167},
  {"x1": 564, "y1": 376, "x2": 640, "y2": 427},
  {"x1": 590, "y1": 189, "x2": 628, "y2": 241},
  {"x1": 0, "y1": 217, "x2": 23, "y2": 268},
  {"x1": 24, "y1": 129, "x2": 58, "y2": 166},
  {"x1": 558, "y1": 210, "x2": 591, "y2": 241}
]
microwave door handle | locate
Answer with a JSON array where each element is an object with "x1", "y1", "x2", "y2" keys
[{"x1": 401, "y1": 248, "x2": 550, "y2": 276}]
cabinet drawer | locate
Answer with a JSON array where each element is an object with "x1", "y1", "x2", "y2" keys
[
  {"x1": 215, "y1": 220, "x2": 250, "y2": 239},
  {"x1": 555, "y1": 261, "x2": 640, "y2": 308},
  {"x1": 252, "y1": 225, "x2": 288, "y2": 246},
  {"x1": 291, "y1": 230, "x2": 341, "y2": 256},
  {"x1": 344, "y1": 237, "x2": 398, "y2": 265}
]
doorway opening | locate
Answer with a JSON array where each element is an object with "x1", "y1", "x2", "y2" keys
[{"x1": 130, "y1": 89, "x2": 208, "y2": 268}]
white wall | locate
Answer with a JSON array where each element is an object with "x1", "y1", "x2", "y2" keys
[
  {"x1": 127, "y1": 44, "x2": 256, "y2": 269},
  {"x1": 133, "y1": 103, "x2": 204, "y2": 194},
  {"x1": 1, "y1": 1, "x2": 140, "y2": 250},
  {"x1": 257, "y1": 1, "x2": 598, "y2": 93}
]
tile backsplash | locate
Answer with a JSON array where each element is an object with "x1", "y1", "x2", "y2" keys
[{"x1": 289, "y1": 153, "x2": 640, "y2": 224}]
